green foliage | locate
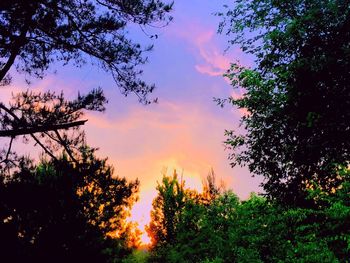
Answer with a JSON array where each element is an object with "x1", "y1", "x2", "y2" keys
[
  {"x1": 146, "y1": 169, "x2": 228, "y2": 262},
  {"x1": 168, "y1": 191, "x2": 239, "y2": 263},
  {"x1": 148, "y1": 174, "x2": 350, "y2": 262},
  {"x1": 146, "y1": 170, "x2": 186, "y2": 248},
  {"x1": 217, "y1": 0, "x2": 350, "y2": 204},
  {"x1": 122, "y1": 250, "x2": 150, "y2": 263}
]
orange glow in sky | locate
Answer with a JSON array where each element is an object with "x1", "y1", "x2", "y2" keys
[
  {"x1": 5, "y1": 0, "x2": 263, "y2": 248},
  {"x1": 127, "y1": 162, "x2": 204, "y2": 246}
]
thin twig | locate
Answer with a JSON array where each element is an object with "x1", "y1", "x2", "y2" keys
[{"x1": 54, "y1": 130, "x2": 79, "y2": 164}]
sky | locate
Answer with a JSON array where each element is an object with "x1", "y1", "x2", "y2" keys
[{"x1": 3, "y1": 0, "x2": 263, "y2": 243}]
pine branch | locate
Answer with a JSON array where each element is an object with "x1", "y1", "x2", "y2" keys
[{"x1": 0, "y1": 120, "x2": 87, "y2": 137}]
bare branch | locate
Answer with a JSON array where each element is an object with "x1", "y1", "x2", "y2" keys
[
  {"x1": 54, "y1": 130, "x2": 79, "y2": 164},
  {"x1": 31, "y1": 134, "x2": 58, "y2": 161},
  {"x1": 0, "y1": 120, "x2": 88, "y2": 137}
]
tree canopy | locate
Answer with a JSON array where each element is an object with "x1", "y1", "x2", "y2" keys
[
  {"x1": 1, "y1": 1, "x2": 349, "y2": 262},
  {"x1": 0, "y1": 0, "x2": 173, "y2": 164},
  {"x1": 146, "y1": 170, "x2": 186, "y2": 248},
  {"x1": 217, "y1": 0, "x2": 350, "y2": 205},
  {"x1": 145, "y1": 168, "x2": 350, "y2": 262},
  {"x1": 0, "y1": 147, "x2": 139, "y2": 263},
  {"x1": 0, "y1": 89, "x2": 107, "y2": 169},
  {"x1": 0, "y1": 0, "x2": 173, "y2": 102}
]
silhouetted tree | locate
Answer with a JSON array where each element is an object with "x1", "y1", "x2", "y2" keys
[
  {"x1": 0, "y1": 89, "x2": 106, "y2": 169},
  {"x1": 217, "y1": 0, "x2": 350, "y2": 205},
  {"x1": 0, "y1": 146, "x2": 139, "y2": 263},
  {"x1": 0, "y1": 0, "x2": 173, "y2": 102},
  {"x1": 0, "y1": 0, "x2": 173, "y2": 159}
]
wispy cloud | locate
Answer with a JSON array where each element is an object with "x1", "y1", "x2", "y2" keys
[{"x1": 166, "y1": 19, "x2": 251, "y2": 78}]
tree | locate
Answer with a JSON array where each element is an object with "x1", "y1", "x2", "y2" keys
[
  {"x1": 146, "y1": 169, "x2": 231, "y2": 263},
  {"x1": 0, "y1": 146, "x2": 139, "y2": 263},
  {"x1": 146, "y1": 170, "x2": 186, "y2": 248},
  {"x1": 201, "y1": 168, "x2": 225, "y2": 205},
  {"x1": 0, "y1": 89, "x2": 106, "y2": 169},
  {"x1": 161, "y1": 190, "x2": 349, "y2": 263},
  {"x1": 0, "y1": 0, "x2": 173, "y2": 160},
  {"x1": 217, "y1": 0, "x2": 350, "y2": 205},
  {"x1": 167, "y1": 191, "x2": 239, "y2": 263},
  {"x1": 0, "y1": 0, "x2": 173, "y2": 102},
  {"x1": 146, "y1": 169, "x2": 350, "y2": 262}
]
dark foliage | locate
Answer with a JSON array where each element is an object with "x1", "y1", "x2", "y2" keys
[
  {"x1": 216, "y1": 0, "x2": 350, "y2": 205},
  {"x1": 0, "y1": 89, "x2": 106, "y2": 169},
  {"x1": 0, "y1": 0, "x2": 173, "y2": 166},
  {"x1": 0, "y1": 147, "x2": 139, "y2": 263},
  {"x1": 0, "y1": 0, "x2": 173, "y2": 103}
]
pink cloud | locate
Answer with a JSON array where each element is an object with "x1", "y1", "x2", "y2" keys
[
  {"x1": 195, "y1": 64, "x2": 224, "y2": 76},
  {"x1": 167, "y1": 20, "x2": 251, "y2": 77}
]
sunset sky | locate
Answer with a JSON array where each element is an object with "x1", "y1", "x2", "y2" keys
[{"x1": 3, "y1": 0, "x2": 262, "y2": 243}]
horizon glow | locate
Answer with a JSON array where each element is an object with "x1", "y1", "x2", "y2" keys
[{"x1": 2, "y1": 0, "x2": 263, "y2": 244}]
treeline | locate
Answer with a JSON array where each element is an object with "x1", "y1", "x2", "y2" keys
[
  {"x1": 140, "y1": 169, "x2": 350, "y2": 263},
  {"x1": 1, "y1": 0, "x2": 350, "y2": 262},
  {"x1": 1, "y1": 158, "x2": 349, "y2": 263}
]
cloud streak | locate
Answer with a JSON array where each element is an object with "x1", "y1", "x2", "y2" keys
[{"x1": 166, "y1": 17, "x2": 252, "y2": 78}]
